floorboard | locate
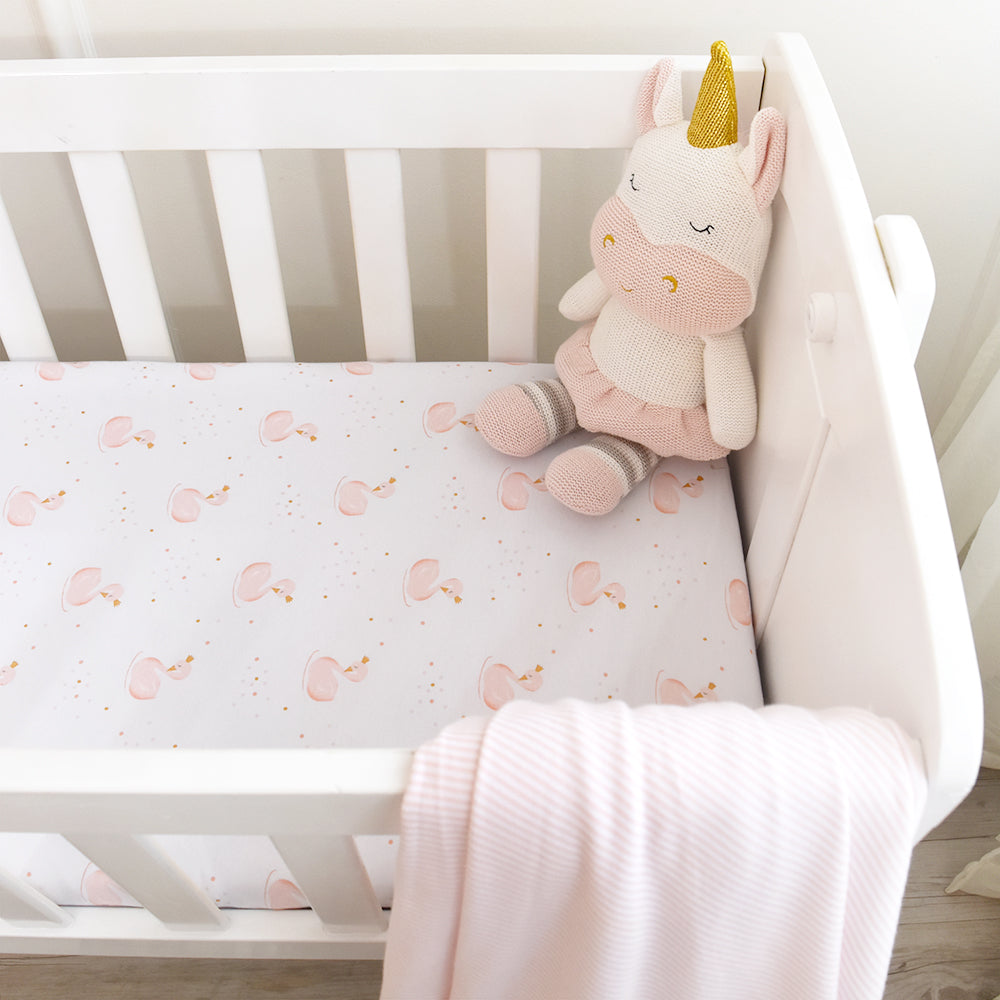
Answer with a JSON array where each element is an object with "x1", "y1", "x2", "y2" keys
[
  {"x1": 0, "y1": 956, "x2": 383, "y2": 1000},
  {"x1": 884, "y1": 769, "x2": 1000, "y2": 1000}
]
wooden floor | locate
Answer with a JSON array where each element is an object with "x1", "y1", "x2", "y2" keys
[
  {"x1": 0, "y1": 955, "x2": 384, "y2": 999},
  {"x1": 3, "y1": 771, "x2": 999, "y2": 999},
  {"x1": 885, "y1": 768, "x2": 1000, "y2": 999}
]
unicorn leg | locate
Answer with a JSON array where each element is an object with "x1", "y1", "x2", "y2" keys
[
  {"x1": 545, "y1": 435, "x2": 658, "y2": 515},
  {"x1": 476, "y1": 378, "x2": 578, "y2": 458}
]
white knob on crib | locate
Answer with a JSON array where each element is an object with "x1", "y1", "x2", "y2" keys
[{"x1": 806, "y1": 292, "x2": 837, "y2": 343}]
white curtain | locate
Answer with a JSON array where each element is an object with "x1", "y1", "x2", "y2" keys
[{"x1": 934, "y1": 318, "x2": 1000, "y2": 896}]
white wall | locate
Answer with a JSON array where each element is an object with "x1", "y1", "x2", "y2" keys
[{"x1": 2, "y1": 0, "x2": 997, "y2": 419}]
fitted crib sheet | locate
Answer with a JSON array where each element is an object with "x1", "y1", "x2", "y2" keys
[{"x1": 0, "y1": 359, "x2": 760, "y2": 909}]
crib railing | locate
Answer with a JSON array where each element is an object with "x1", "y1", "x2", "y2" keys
[
  {"x1": 0, "y1": 54, "x2": 764, "y2": 367},
  {"x1": 0, "y1": 748, "x2": 411, "y2": 956}
]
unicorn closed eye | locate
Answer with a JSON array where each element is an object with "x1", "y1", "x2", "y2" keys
[{"x1": 476, "y1": 42, "x2": 786, "y2": 515}]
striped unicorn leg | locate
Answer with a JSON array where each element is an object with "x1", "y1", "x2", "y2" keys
[
  {"x1": 475, "y1": 378, "x2": 578, "y2": 458},
  {"x1": 545, "y1": 435, "x2": 658, "y2": 515}
]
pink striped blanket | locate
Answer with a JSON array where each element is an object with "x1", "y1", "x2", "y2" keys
[{"x1": 381, "y1": 699, "x2": 925, "y2": 999}]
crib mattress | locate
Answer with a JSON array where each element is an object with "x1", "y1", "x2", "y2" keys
[{"x1": 0, "y1": 359, "x2": 760, "y2": 910}]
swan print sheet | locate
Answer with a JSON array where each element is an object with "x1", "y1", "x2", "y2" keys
[{"x1": 0, "y1": 360, "x2": 761, "y2": 907}]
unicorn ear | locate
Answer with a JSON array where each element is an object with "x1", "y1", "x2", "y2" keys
[
  {"x1": 738, "y1": 106, "x2": 787, "y2": 212},
  {"x1": 636, "y1": 58, "x2": 682, "y2": 134}
]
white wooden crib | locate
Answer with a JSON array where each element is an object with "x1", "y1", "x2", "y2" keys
[{"x1": 0, "y1": 33, "x2": 984, "y2": 960}]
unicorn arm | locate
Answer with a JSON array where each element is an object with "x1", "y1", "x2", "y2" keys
[
  {"x1": 703, "y1": 328, "x2": 758, "y2": 451},
  {"x1": 558, "y1": 269, "x2": 611, "y2": 322}
]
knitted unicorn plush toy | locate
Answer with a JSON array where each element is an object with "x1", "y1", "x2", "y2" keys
[{"x1": 475, "y1": 42, "x2": 786, "y2": 515}]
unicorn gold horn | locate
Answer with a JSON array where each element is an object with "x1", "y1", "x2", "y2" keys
[{"x1": 687, "y1": 40, "x2": 739, "y2": 149}]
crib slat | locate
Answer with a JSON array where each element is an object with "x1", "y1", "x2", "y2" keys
[
  {"x1": 486, "y1": 148, "x2": 541, "y2": 362},
  {"x1": 344, "y1": 149, "x2": 416, "y2": 362},
  {"x1": 0, "y1": 188, "x2": 56, "y2": 360},
  {"x1": 206, "y1": 149, "x2": 294, "y2": 361},
  {"x1": 0, "y1": 867, "x2": 70, "y2": 926},
  {"x1": 65, "y1": 833, "x2": 226, "y2": 931},
  {"x1": 68, "y1": 151, "x2": 175, "y2": 361},
  {"x1": 271, "y1": 834, "x2": 386, "y2": 931}
]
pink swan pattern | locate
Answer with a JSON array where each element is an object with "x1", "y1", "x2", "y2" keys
[
  {"x1": 186, "y1": 362, "x2": 237, "y2": 380},
  {"x1": 81, "y1": 864, "x2": 125, "y2": 906},
  {"x1": 303, "y1": 651, "x2": 370, "y2": 702},
  {"x1": 259, "y1": 411, "x2": 318, "y2": 445},
  {"x1": 478, "y1": 659, "x2": 544, "y2": 711},
  {"x1": 234, "y1": 563, "x2": 295, "y2": 606},
  {"x1": 568, "y1": 561, "x2": 626, "y2": 611},
  {"x1": 343, "y1": 361, "x2": 374, "y2": 375},
  {"x1": 403, "y1": 558, "x2": 463, "y2": 605},
  {"x1": 422, "y1": 401, "x2": 475, "y2": 436},
  {"x1": 126, "y1": 653, "x2": 194, "y2": 700},
  {"x1": 655, "y1": 673, "x2": 719, "y2": 706},
  {"x1": 265, "y1": 870, "x2": 308, "y2": 909},
  {"x1": 649, "y1": 470, "x2": 705, "y2": 514},
  {"x1": 0, "y1": 661, "x2": 16, "y2": 686},
  {"x1": 62, "y1": 567, "x2": 123, "y2": 610},
  {"x1": 99, "y1": 416, "x2": 156, "y2": 451},
  {"x1": 334, "y1": 477, "x2": 396, "y2": 516},
  {"x1": 36, "y1": 361, "x2": 89, "y2": 381},
  {"x1": 726, "y1": 578, "x2": 752, "y2": 628},
  {"x1": 498, "y1": 468, "x2": 548, "y2": 511},
  {"x1": 4, "y1": 488, "x2": 66, "y2": 526},
  {"x1": 169, "y1": 484, "x2": 230, "y2": 523}
]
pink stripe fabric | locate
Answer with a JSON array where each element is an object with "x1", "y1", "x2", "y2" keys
[{"x1": 381, "y1": 700, "x2": 926, "y2": 1000}]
